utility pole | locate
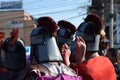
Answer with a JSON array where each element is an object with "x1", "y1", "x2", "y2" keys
[
  {"x1": 109, "y1": 0, "x2": 114, "y2": 48},
  {"x1": 101, "y1": 0, "x2": 105, "y2": 29},
  {"x1": 101, "y1": 0, "x2": 105, "y2": 23}
]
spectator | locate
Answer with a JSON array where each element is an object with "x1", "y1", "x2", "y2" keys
[
  {"x1": 0, "y1": 31, "x2": 6, "y2": 65},
  {"x1": 99, "y1": 37, "x2": 109, "y2": 56},
  {"x1": 25, "y1": 16, "x2": 81, "y2": 80},
  {"x1": 0, "y1": 31, "x2": 7, "y2": 76},
  {"x1": 0, "y1": 28, "x2": 26, "y2": 80},
  {"x1": 57, "y1": 20, "x2": 76, "y2": 66},
  {"x1": 106, "y1": 48, "x2": 120, "y2": 80},
  {"x1": 70, "y1": 14, "x2": 116, "y2": 80}
]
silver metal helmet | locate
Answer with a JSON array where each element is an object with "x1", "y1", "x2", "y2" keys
[
  {"x1": 75, "y1": 22, "x2": 100, "y2": 52},
  {"x1": 30, "y1": 27, "x2": 63, "y2": 63},
  {"x1": 57, "y1": 20, "x2": 76, "y2": 46},
  {"x1": 30, "y1": 16, "x2": 63, "y2": 63},
  {"x1": 0, "y1": 38, "x2": 26, "y2": 70}
]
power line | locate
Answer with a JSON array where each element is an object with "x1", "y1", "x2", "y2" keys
[
  {"x1": 23, "y1": 0, "x2": 88, "y2": 11},
  {"x1": 31, "y1": 8, "x2": 77, "y2": 16},
  {"x1": 0, "y1": 0, "x2": 90, "y2": 22},
  {"x1": 23, "y1": 0, "x2": 40, "y2": 4},
  {"x1": 0, "y1": 4, "x2": 87, "y2": 19},
  {"x1": 65, "y1": 13, "x2": 87, "y2": 20},
  {"x1": 0, "y1": 0, "x2": 89, "y2": 18}
]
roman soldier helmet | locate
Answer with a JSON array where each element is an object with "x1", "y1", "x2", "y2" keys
[
  {"x1": 30, "y1": 16, "x2": 63, "y2": 63},
  {"x1": 75, "y1": 14, "x2": 103, "y2": 52},
  {"x1": 57, "y1": 20, "x2": 76, "y2": 47},
  {"x1": 1, "y1": 28, "x2": 26, "y2": 70}
]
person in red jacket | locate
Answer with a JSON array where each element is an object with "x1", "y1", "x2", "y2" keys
[{"x1": 69, "y1": 14, "x2": 116, "y2": 80}]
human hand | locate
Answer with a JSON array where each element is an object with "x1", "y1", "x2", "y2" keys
[{"x1": 9, "y1": 28, "x2": 18, "y2": 46}]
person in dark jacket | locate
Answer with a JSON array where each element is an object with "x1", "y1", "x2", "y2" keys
[{"x1": 106, "y1": 48, "x2": 120, "y2": 80}]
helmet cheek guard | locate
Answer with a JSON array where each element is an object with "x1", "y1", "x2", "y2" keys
[
  {"x1": 0, "y1": 38, "x2": 26, "y2": 71},
  {"x1": 30, "y1": 27, "x2": 63, "y2": 63}
]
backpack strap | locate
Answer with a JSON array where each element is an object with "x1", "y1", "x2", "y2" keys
[{"x1": 1, "y1": 38, "x2": 10, "y2": 50}]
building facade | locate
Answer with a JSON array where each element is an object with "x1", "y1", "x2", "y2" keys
[{"x1": 0, "y1": 10, "x2": 35, "y2": 45}]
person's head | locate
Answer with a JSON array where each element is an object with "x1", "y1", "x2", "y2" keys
[
  {"x1": 75, "y1": 13, "x2": 103, "y2": 53},
  {"x1": 57, "y1": 20, "x2": 76, "y2": 48},
  {"x1": 0, "y1": 28, "x2": 26, "y2": 71},
  {"x1": 99, "y1": 38, "x2": 109, "y2": 50},
  {"x1": 30, "y1": 16, "x2": 63, "y2": 63},
  {"x1": 106, "y1": 48, "x2": 120, "y2": 64}
]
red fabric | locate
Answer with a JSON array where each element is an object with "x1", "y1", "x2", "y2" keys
[
  {"x1": 58, "y1": 20, "x2": 76, "y2": 34},
  {"x1": 0, "y1": 68, "x2": 7, "y2": 74},
  {"x1": 73, "y1": 56, "x2": 116, "y2": 80},
  {"x1": 37, "y1": 16, "x2": 58, "y2": 37},
  {"x1": 0, "y1": 31, "x2": 5, "y2": 47}
]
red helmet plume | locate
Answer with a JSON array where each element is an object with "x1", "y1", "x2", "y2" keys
[
  {"x1": 37, "y1": 16, "x2": 58, "y2": 37},
  {"x1": 85, "y1": 14, "x2": 103, "y2": 34},
  {"x1": 58, "y1": 20, "x2": 76, "y2": 34},
  {"x1": 0, "y1": 31, "x2": 5, "y2": 47}
]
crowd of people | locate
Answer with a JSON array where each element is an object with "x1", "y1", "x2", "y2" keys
[{"x1": 0, "y1": 13, "x2": 119, "y2": 80}]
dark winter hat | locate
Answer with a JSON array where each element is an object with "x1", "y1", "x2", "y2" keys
[
  {"x1": 101, "y1": 38, "x2": 109, "y2": 43},
  {"x1": 57, "y1": 20, "x2": 76, "y2": 46},
  {"x1": 85, "y1": 14, "x2": 103, "y2": 34},
  {"x1": 37, "y1": 16, "x2": 58, "y2": 37}
]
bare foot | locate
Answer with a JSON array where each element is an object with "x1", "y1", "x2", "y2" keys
[
  {"x1": 74, "y1": 36, "x2": 86, "y2": 64},
  {"x1": 61, "y1": 44, "x2": 71, "y2": 66}
]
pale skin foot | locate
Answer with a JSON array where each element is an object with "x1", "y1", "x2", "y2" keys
[
  {"x1": 61, "y1": 43, "x2": 71, "y2": 66},
  {"x1": 60, "y1": 36, "x2": 86, "y2": 66},
  {"x1": 74, "y1": 36, "x2": 86, "y2": 64}
]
